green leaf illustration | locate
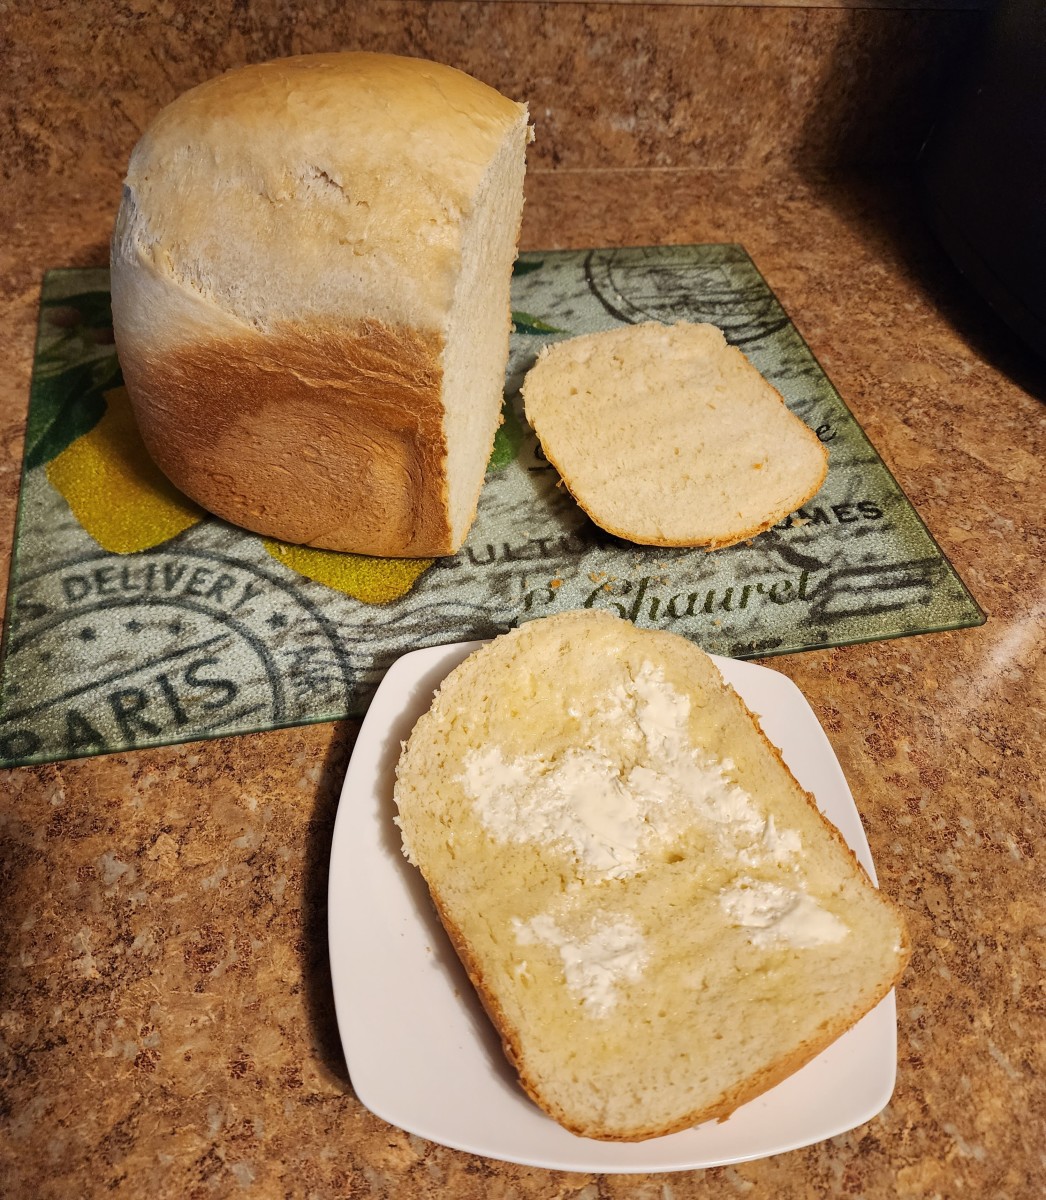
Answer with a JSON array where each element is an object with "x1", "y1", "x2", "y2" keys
[
  {"x1": 512, "y1": 310, "x2": 566, "y2": 335},
  {"x1": 24, "y1": 356, "x2": 121, "y2": 470},
  {"x1": 488, "y1": 399, "x2": 526, "y2": 470},
  {"x1": 512, "y1": 258, "x2": 544, "y2": 276}
]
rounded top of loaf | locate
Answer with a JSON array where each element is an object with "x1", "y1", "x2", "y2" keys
[{"x1": 112, "y1": 53, "x2": 528, "y2": 335}]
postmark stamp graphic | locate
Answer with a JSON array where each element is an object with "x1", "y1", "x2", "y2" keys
[{"x1": 0, "y1": 547, "x2": 354, "y2": 764}]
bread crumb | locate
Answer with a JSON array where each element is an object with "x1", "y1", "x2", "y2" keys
[
  {"x1": 790, "y1": 516, "x2": 810, "y2": 528},
  {"x1": 549, "y1": 579, "x2": 562, "y2": 589}
]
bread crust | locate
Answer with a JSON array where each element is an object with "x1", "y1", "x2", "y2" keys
[
  {"x1": 117, "y1": 317, "x2": 454, "y2": 556},
  {"x1": 116, "y1": 53, "x2": 525, "y2": 335}
]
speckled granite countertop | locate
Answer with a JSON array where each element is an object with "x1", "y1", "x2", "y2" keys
[{"x1": 2, "y1": 2, "x2": 1044, "y2": 1195}]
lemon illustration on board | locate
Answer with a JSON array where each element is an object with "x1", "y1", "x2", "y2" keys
[
  {"x1": 262, "y1": 540, "x2": 434, "y2": 605},
  {"x1": 46, "y1": 386, "x2": 204, "y2": 553}
]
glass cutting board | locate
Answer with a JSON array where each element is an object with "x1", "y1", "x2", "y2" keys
[{"x1": 0, "y1": 246, "x2": 984, "y2": 766}]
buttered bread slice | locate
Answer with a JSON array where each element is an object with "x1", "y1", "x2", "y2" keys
[{"x1": 393, "y1": 611, "x2": 909, "y2": 1141}]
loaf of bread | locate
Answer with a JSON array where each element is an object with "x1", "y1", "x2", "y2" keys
[
  {"x1": 521, "y1": 321, "x2": 829, "y2": 549},
  {"x1": 394, "y1": 611, "x2": 909, "y2": 1141},
  {"x1": 110, "y1": 53, "x2": 530, "y2": 557}
]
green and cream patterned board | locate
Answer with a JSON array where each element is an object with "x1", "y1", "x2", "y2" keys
[{"x1": 0, "y1": 246, "x2": 984, "y2": 766}]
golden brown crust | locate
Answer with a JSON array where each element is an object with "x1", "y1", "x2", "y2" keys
[{"x1": 117, "y1": 318, "x2": 455, "y2": 556}]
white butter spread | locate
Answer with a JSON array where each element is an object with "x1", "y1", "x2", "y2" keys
[
  {"x1": 739, "y1": 814, "x2": 803, "y2": 867},
  {"x1": 719, "y1": 878, "x2": 849, "y2": 948},
  {"x1": 512, "y1": 913, "x2": 648, "y2": 1016},
  {"x1": 459, "y1": 661, "x2": 801, "y2": 879}
]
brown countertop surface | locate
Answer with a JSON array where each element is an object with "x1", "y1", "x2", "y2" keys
[{"x1": 2, "y1": 161, "x2": 1042, "y2": 1198}]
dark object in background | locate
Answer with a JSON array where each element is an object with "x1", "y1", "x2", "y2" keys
[{"x1": 920, "y1": 0, "x2": 1046, "y2": 361}]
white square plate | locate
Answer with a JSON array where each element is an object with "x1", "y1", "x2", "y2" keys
[{"x1": 327, "y1": 640, "x2": 898, "y2": 1172}]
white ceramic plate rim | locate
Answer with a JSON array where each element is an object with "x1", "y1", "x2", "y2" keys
[{"x1": 328, "y1": 639, "x2": 897, "y2": 1173}]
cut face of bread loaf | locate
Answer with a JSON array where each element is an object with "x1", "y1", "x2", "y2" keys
[
  {"x1": 110, "y1": 53, "x2": 529, "y2": 557},
  {"x1": 521, "y1": 321, "x2": 829, "y2": 549},
  {"x1": 394, "y1": 611, "x2": 909, "y2": 1141}
]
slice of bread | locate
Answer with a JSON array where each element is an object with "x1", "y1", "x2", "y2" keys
[
  {"x1": 394, "y1": 611, "x2": 909, "y2": 1141},
  {"x1": 521, "y1": 321, "x2": 829, "y2": 550}
]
